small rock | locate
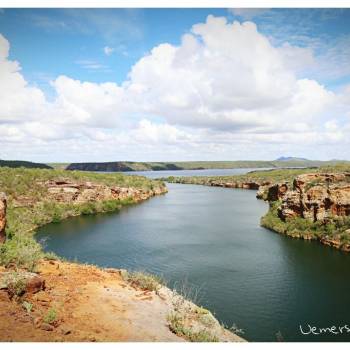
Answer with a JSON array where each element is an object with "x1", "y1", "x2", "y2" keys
[
  {"x1": 60, "y1": 326, "x2": 72, "y2": 335},
  {"x1": 41, "y1": 323, "x2": 54, "y2": 331},
  {"x1": 26, "y1": 275, "x2": 45, "y2": 294},
  {"x1": 34, "y1": 317, "x2": 41, "y2": 327}
]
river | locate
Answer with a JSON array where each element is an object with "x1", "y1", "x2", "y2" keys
[{"x1": 36, "y1": 169, "x2": 350, "y2": 342}]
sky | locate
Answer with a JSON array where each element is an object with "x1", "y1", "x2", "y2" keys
[{"x1": 0, "y1": 8, "x2": 350, "y2": 162}]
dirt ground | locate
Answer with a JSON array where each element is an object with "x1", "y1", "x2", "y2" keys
[
  {"x1": 0, "y1": 260, "x2": 182, "y2": 342},
  {"x1": 0, "y1": 260, "x2": 244, "y2": 342}
]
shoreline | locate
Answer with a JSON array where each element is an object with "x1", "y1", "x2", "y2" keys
[
  {"x1": 0, "y1": 167, "x2": 244, "y2": 342},
  {"x1": 164, "y1": 167, "x2": 350, "y2": 253}
]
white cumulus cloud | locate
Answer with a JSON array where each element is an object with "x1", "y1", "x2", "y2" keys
[{"x1": 0, "y1": 15, "x2": 348, "y2": 162}]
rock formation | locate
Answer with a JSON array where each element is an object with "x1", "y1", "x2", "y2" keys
[
  {"x1": 256, "y1": 183, "x2": 288, "y2": 201},
  {"x1": 0, "y1": 192, "x2": 6, "y2": 244},
  {"x1": 209, "y1": 180, "x2": 263, "y2": 190},
  {"x1": 37, "y1": 180, "x2": 167, "y2": 205},
  {"x1": 268, "y1": 173, "x2": 350, "y2": 222}
]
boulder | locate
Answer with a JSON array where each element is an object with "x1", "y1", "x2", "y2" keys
[
  {"x1": 25, "y1": 275, "x2": 45, "y2": 294},
  {"x1": 1, "y1": 272, "x2": 45, "y2": 296}
]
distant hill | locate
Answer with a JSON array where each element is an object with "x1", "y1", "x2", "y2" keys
[
  {"x1": 0, "y1": 160, "x2": 52, "y2": 169},
  {"x1": 66, "y1": 162, "x2": 134, "y2": 172},
  {"x1": 51, "y1": 159, "x2": 350, "y2": 172},
  {"x1": 275, "y1": 156, "x2": 309, "y2": 162}
]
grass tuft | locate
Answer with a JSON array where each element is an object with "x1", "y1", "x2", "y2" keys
[
  {"x1": 167, "y1": 311, "x2": 219, "y2": 342},
  {"x1": 123, "y1": 270, "x2": 164, "y2": 292},
  {"x1": 43, "y1": 307, "x2": 57, "y2": 324},
  {"x1": 0, "y1": 235, "x2": 42, "y2": 272},
  {"x1": 1, "y1": 271, "x2": 27, "y2": 297}
]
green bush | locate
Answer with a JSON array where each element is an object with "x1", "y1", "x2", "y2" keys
[
  {"x1": 167, "y1": 312, "x2": 219, "y2": 342},
  {"x1": 0, "y1": 166, "x2": 166, "y2": 272},
  {"x1": 0, "y1": 235, "x2": 42, "y2": 272},
  {"x1": 1, "y1": 272, "x2": 27, "y2": 297},
  {"x1": 101, "y1": 200, "x2": 121, "y2": 212},
  {"x1": 80, "y1": 202, "x2": 98, "y2": 215},
  {"x1": 43, "y1": 308, "x2": 57, "y2": 324},
  {"x1": 22, "y1": 300, "x2": 33, "y2": 313},
  {"x1": 123, "y1": 271, "x2": 164, "y2": 292}
]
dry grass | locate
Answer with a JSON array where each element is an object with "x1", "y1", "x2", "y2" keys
[{"x1": 122, "y1": 270, "x2": 164, "y2": 292}]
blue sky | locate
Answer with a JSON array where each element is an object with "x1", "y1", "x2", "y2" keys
[
  {"x1": 0, "y1": 8, "x2": 350, "y2": 162},
  {"x1": 1, "y1": 9, "x2": 350, "y2": 89}
]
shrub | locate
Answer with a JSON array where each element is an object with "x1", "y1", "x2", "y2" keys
[
  {"x1": 198, "y1": 313, "x2": 216, "y2": 327},
  {"x1": 44, "y1": 251, "x2": 60, "y2": 261},
  {"x1": 101, "y1": 200, "x2": 120, "y2": 212},
  {"x1": 167, "y1": 311, "x2": 218, "y2": 342},
  {"x1": 43, "y1": 308, "x2": 57, "y2": 324},
  {"x1": 123, "y1": 270, "x2": 164, "y2": 292},
  {"x1": 22, "y1": 301, "x2": 33, "y2": 313},
  {"x1": 1, "y1": 272, "x2": 27, "y2": 297},
  {"x1": 0, "y1": 235, "x2": 42, "y2": 272},
  {"x1": 188, "y1": 329, "x2": 219, "y2": 342},
  {"x1": 80, "y1": 202, "x2": 98, "y2": 215}
]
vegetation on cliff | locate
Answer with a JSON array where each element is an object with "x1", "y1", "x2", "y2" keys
[
  {"x1": 260, "y1": 201, "x2": 350, "y2": 247},
  {"x1": 49, "y1": 159, "x2": 350, "y2": 172},
  {"x1": 0, "y1": 167, "x2": 241, "y2": 342},
  {"x1": 164, "y1": 164, "x2": 350, "y2": 252},
  {"x1": 0, "y1": 167, "x2": 166, "y2": 271},
  {"x1": 163, "y1": 164, "x2": 350, "y2": 186},
  {"x1": 260, "y1": 172, "x2": 350, "y2": 251}
]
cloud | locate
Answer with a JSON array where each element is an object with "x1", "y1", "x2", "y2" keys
[
  {"x1": 127, "y1": 16, "x2": 334, "y2": 133},
  {"x1": 131, "y1": 119, "x2": 193, "y2": 144},
  {"x1": 248, "y1": 9, "x2": 350, "y2": 84},
  {"x1": 50, "y1": 75, "x2": 129, "y2": 128},
  {"x1": 103, "y1": 46, "x2": 115, "y2": 56},
  {"x1": 0, "y1": 15, "x2": 348, "y2": 162},
  {"x1": 0, "y1": 34, "x2": 47, "y2": 124}
]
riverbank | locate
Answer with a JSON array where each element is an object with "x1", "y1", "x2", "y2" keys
[
  {"x1": 0, "y1": 167, "x2": 242, "y2": 342},
  {"x1": 0, "y1": 259, "x2": 243, "y2": 342},
  {"x1": 164, "y1": 165, "x2": 350, "y2": 252}
]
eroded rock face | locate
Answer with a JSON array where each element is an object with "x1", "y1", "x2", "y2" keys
[
  {"x1": 266, "y1": 183, "x2": 289, "y2": 202},
  {"x1": 42, "y1": 180, "x2": 167, "y2": 205},
  {"x1": 276, "y1": 173, "x2": 350, "y2": 222},
  {"x1": 0, "y1": 192, "x2": 6, "y2": 244},
  {"x1": 209, "y1": 180, "x2": 261, "y2": 190}
]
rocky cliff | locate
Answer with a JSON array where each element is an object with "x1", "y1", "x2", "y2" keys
[
  {"x1": 0, "y1": 193, "x2": 6, "y2": 244},
  {"x1": 260, "y1": 173, "x2": 350, "y2": 251},
  {"x1": 168, "y1": 176, "x2": 268, "y2": 190},
  {"x1": 40, "y1": 179, "x2": 167, "y2": 205},
  {"x1": 166, "y1": 169, "x2": 350, "y2": 252},
  {"x1": 273, "y1": 173, "x2": 350, "y2": 222},
  {"x1": 0, "y1": 172, "x2": 242, "y2": 342}
]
